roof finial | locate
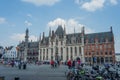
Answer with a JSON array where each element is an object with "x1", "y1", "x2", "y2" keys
[
  {"x1": 49, "y1": 27, "x2": 51, "y2": 37},
  {"x1": 110, "y1": 26, "x2": 113, "y2": 33},
  {"x1": 64, "y1": 24, "x2": 66, "y2": 35},
  {"x1": 39, "y1": 33, "x2": 41, "y2": 41},
  {"x1": 82, "y1": 26, "x2": 85, "y2": 34},
  {"x1": 74, "y1": 27, "x2": 76, "y2": 37}
]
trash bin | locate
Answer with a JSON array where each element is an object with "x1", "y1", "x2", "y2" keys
[
  {"x1": 0, "y1": 76, "x2": 4, "y2": 80},
  {"x1": 14, "y1": 77, "x2": 19, "y2": 80}
]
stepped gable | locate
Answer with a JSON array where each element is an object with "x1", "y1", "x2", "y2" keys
[{"x1": 85, "y1": 31, "x2": 113, "y2": 43}]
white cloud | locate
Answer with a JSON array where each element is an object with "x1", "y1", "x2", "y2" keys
[
  {"x1": 10, "y1": 33, "x2": 37, "y2": 42},
  {"x1": 29, "y1": 35, "x2": 38, "y2": 41},
  {"x1": 110, "y1": 0, "x2": 118, "y2": 5},
  {"x1": 47, "y1": 18, "x2": 94, "y2": 34},
  {"x1": 24, "y1": 20, "x2": 32, "y2": 26},
  {"x1": 27, "y1": 14, "x2": 32, "y2": 18},
  {"x1": 10, "y1": 33, "x2": 25, "y2": 42},
  {"x1": 47, "y1": 18, "x2": 66, "y2": 28},
  {"x1": 0, "y1": 17, "x2": 6, "y2": 24},
  {"x1": 75, "y1": 0, "x2": 118, "y2": 12},
  {"x1": 22, "y1": 0, "x2": 60, "y2": 6},
  {"x1": 81, "y1": 0, "x2": 105, "y2": 12}
]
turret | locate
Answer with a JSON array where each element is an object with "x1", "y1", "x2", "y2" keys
[
  {"x1": 49, "y1": 27, "x2": 51, "y2": 37},
  {"x1": 24, "y1": 28, "x2": 29, "y2": 62},
  {"x1": 25, "y1": 28, "x2": 29, "y2": 42},
  {"x1": 39, "y1": 33, "x2": 41, "y2": 42},
  {"x1": 52, "y1": 30, "x2": 55, "y2": 37},
  {"x1": 64, "y1": 25, "x2": 66, "y2": 35},
  {"x1": 81, "y1": 26, "x2": 85, "y2": 35},
  {"x1": 43, "y1": 32, "x2": 45, "y2": 40},
  {"x1": 110, "y1": 26, "x2": 113, "y2": 33}
]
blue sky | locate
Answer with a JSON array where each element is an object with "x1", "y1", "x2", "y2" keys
[{"x1": 0, "y1": 0, "x2": 120, "y2": 53}]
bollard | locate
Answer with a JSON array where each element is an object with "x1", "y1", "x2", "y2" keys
[
  {"x1": 14, "y1": 77, "x2": 20, "y2": 80},
  {"x1": 0, "y1": 76, "x2": 4, "y2": 80}
]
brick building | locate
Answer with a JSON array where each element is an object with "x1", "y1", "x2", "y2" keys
[{"x1": 84, "y1": 27, "x2": 115, "y2": 64}]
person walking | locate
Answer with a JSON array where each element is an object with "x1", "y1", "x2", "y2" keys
[
  {"x1": 50, "y1": 60, "x2": 54, "y2": 68},
  {"x1": 67, "y1": 60, "x2": 72, "y2": 69}
]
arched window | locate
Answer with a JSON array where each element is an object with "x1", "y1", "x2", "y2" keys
[
  {"x1": 105, "y1": 52, "x2": 108, "y2": 55},
  {"x1": 61, "y1": 47, "x2": 63, "y2": 60},
  {"x1": 66, "y1": 47, "x2": 69, "y2": 60},
  {"x1": 46, "y1": 49, "x2": 48, "y2": 60},
  {"x1": 71, "y1": 47, "x2": 73, "y2": 60},
  {"x1": 75, "y1": 47, "x2": 77, "y2": 56},
  {"x1": 79, "y1": 47, "x2": 81, "y2": 56},
  {"x1": 51, "y1": 48, "x2": 53, "y2": 60},
  {"x1": 109, "y1": 51, "x2": 112, "y2": 55},
  {"x1": 43, "y1": 49, "x2": 45, "y2": 60}
]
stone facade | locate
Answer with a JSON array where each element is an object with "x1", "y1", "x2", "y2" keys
[
  {"x1": 17, "y1": 29, "x2": 39, "y2": 62},
  {"x1": 39, "y1": 25, "x2": 85, "y2": 62},
  {"x1": 17, "y1": 26, "x2": 115, "y2": 64}
]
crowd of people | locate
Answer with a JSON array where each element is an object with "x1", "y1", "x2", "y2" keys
[
  {"x1": 0, "y1": 59, "x2": 27, "y2": 69},
  {"x1": 67, "y1": 58, "x2": 81, "y2": 69},
  {"x1": 50, "y1": 60, "x2": 60, "y2": 68}
]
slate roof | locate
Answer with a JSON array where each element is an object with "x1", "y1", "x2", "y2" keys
[
  {"x1": 40, "y1": 26, "x2": 114, "y2": 45},
  {"x1": 28, "y1": 42, "x2": 39, "y2": 48},
  {"x1": 66, "y1": 33, "x2": 82, "y2": 44},
  {"x1": 55, "y1": 25, "x2": 64, "y2": 36},
  {"x1": 85, "y1": 31, "x2": 113, "y2": 43},
  {"x1": 41, "y1": 37, "x2": 49, "y2": 46}
]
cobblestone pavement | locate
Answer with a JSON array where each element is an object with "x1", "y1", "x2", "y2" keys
[
  {"x1": 0, "y1": 64, "x2": 120, "y2": 80},
  {"x1": 0, "y1": 64, "x2": 68, "y2": 80}
]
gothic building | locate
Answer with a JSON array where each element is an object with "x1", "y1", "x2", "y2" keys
[
  {"x1": 17, "y1": 29, "x2": 39, "y2": 62},
  {"x1": 17, "y1": 26, "x2": 115, "y2": 64},
  {"x1": 39, "y1": 25, "x2": 85, "y2": 62}
]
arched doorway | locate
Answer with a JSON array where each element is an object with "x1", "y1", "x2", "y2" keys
[
  {"x1": 97, "y1": 57, "x2": 100, "y2": 64},
  {"x1": 101, "y1": 57, "x2": 104, "y2": 64}
]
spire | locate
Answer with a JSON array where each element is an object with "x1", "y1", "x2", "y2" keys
[
  {"x1": 81, "y1": 26, "x2": 85, "y2": 34},
  {"x1": 110, "y1": 26, "x2": 113, "y2": 33},
  {"x1": 49, "y1": 27, "x2": 51, "y2": 37},
  {"x1": 39, "y1": 33, "x2": 41, "y2": 42},
  {"x1": 43, "y1": 32, "x2": 45, "y2": 39},
  {"x1": 64, "y1": 24, "x2": 66, "y2": 35},
  {"x1": 74, "y1": 27, "x2": 75, "y2": 36},
  {"x1": 25, "y1": 28, "x2": 29, "y2": 42}
]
